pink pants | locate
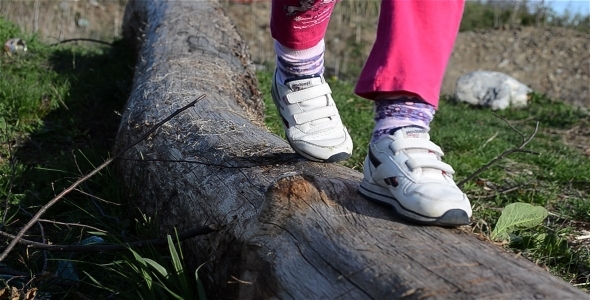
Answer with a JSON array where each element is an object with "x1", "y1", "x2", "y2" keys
[{"x1": 270, "y1": 0, "x2": 464, "y2": 107}]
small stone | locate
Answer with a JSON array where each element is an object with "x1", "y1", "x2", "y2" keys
[
  {"x1": 498, "y1": 59, "x2": 510, "y2": 68},
  {"x1": 454, "y1": 71, "x2": 532, "y2": 110}
]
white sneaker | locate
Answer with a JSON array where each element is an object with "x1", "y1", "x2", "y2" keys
[
  {"x1": 271, "y1": 70, "x2": 353, "y2": 162},
  {"x1": 358, "y1": 126, "x2": 472, "y2": 226}
]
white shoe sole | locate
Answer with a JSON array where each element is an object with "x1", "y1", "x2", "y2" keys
[{"x1": 358, "y1": 179, "x2": 471, "y2": 226}]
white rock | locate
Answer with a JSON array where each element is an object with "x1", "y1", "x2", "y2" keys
[{"x1": 454, "y1": 71, "x2": 532, "y2": 110}]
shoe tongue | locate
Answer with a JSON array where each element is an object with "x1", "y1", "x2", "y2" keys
[
  {"x1": 394, "y1": 126, "x2": 443, "y2": 178},
  {"x1": 286, "y1": 76, "x2": 323, "y2": 91},
  {"x1": 395, "y1": 126, "x2": 430, "y2": 140},
  {"x1": 286, "y1": 76, "x2": 329, "y2": 126}
]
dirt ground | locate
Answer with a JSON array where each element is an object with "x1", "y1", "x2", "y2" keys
[
  {"x1": 1, "y1": 0, "x2": 587, "y2": 109},
  {"x1": 447, "y1": 26, "x2": 589, "y2": 110}
]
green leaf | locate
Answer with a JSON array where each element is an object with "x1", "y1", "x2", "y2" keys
[
  {"x1": 167, "y1": 235, "x2": 183, "y2": 274},
  {"x1": 129, "y1": 248, "x2": 153, "y2": 289},
  {"x1": 491, "y1": 203, "x2": 548, "y2": 241},
  {"x1": 195, "y1": 263, "x2": 207, "y2": 300},
  {"x1": 144, "y1": 258, "x2": 169, "y2": 278},
  {"x1": 534, "y1": 233, "x2": 548, "y2": 245},
  {"x1": 0, "y1": 116, "x2": 6, "y2": 131},
  {"x1": 82, "y1": 271, "x2": 117, "y2": 293},
  {"x1": 167, "y1": 234, "x2": 190, "y2": 296}
]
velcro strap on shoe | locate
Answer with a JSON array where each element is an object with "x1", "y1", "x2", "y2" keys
[
  {"x1": 406, "y1": 159, "x2": 455, "y2": 174},
  {"x1": 285, "y1": 83, "x2": 332, "y2": 104},
  {"x1": 390, "y1": 140, "x2": 444, "y2": 156},
  {"x1": 293, "y1": 106, "x2": 338, "y2": 124}
]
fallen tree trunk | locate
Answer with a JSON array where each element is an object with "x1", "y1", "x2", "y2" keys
[{"x1": 116, "y1": 0, "x2": 587, "y2": 299}]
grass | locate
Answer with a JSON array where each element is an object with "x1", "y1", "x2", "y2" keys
[
  {"x1": 257, "y1": 69, "x2": 590, "y2": 288},
  {"x1": 0, "y1": 17, "x2": 206, "y2": 299}
]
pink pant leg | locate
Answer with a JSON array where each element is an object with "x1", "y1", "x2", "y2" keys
[
  {"x1": 270, "y1": 0, "x2": 337, "y2": 50},
  {"x1": 354, "y1": 0, "x2": 464, "y2": 107}
]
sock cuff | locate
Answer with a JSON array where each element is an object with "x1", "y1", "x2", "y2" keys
[
  {"x1": 371, "y1": 99, "x2": 435, "y2": 143},
  {"x1": 275, "y1": 38, "x2": 325, "y2": 82},
  {"x1": 275, "y1": 39, "x2": 325, "y2": 58}
]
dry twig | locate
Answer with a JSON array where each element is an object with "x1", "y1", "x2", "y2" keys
[
  {"x1": 37, "y1": 219, "x2": 107, "y2": 233},
  {"x1": 17, "y1": 206, "x2": 48, "y2": 273},
  {"x1": 73, "y1": 188, "x2": 120, "y2": 206},
  {"x1": 50, "y1": 38, "x2": 113, "y2": 47},
  {"x1": 471, "y1": 183, "x2": 527, "y2": 199},
  {"x1": 457, "y1": 118, "x2": 540, "y2": 188}
]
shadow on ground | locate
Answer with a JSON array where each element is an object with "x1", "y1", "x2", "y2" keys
[
  {"x1": 11, "y1": 40, "x2": 135, "y2": 216},
  {"x1": 4, "y1": 40, "x2": 136, "y2": 297}
]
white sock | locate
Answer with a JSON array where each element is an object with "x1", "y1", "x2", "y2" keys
[{"x1": 275, "y1": 39, "x2": 325, "y2": 84}]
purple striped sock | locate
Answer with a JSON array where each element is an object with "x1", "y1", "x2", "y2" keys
[
  {"x1": 371, "y1": 97, "x2": 435, "y2": 143},
  {"x1": 275, "y1": 39, "x2": 325, "y2": 84}
]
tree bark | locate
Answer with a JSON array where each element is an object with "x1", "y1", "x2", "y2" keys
[{"x1": 116, "y1": 0, "x2": 587, "y2": 299}]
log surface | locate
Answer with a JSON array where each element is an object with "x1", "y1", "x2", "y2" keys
[{"x1": 116, "y1": 0, "x2": 587, "y2": 299}]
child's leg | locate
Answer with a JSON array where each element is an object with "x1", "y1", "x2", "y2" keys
[
  {"x1": 271, "y1": 0, "x2": 336, "y2": 83},
  {"x1": 270, "y1": 0, "x2": 336, "y2": 50},
  {"x1": 356, "y1": 0, "x2": 472, "y2": 226},
  {"x1": 356, "y1": 0, "x2": 464, "y2": 143},
  {"x1": 269, "y1": 0, "x2": 352, "y2": 162},
  {"x1": 354, "y1": 0, "x2": 464, "y2": 107}
]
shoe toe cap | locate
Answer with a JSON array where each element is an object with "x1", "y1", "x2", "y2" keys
[
  {"x1": 409, "y1": 184, "x2": 472, "y2": 218},
  {"x1": 289, "y1": 128, "x2": 353, "y2": 161}
]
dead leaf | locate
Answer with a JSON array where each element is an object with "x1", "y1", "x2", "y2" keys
[
  {"x1": 24, "y1": 288, "x2": 37, "y2": 300},
  {"x1": 10, "y1": 286, "x2": 18, "y2": 300},
  {"x1": 0, "y1": 288, "x2": 8, "y2": 300}
]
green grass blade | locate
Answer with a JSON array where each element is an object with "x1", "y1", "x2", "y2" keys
[
  {"x1": 195, "y1": 263, "x2": 207, "y2": 300},
  {"x1": 144, "y1": 258, "x2": 169, "y2": 278},
  {"x1": 129, "y1": 248, "x2": 153, "y2": 290},
  {"x1": 167, "y1": 234, "x2": 191, "y2": 298}
]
